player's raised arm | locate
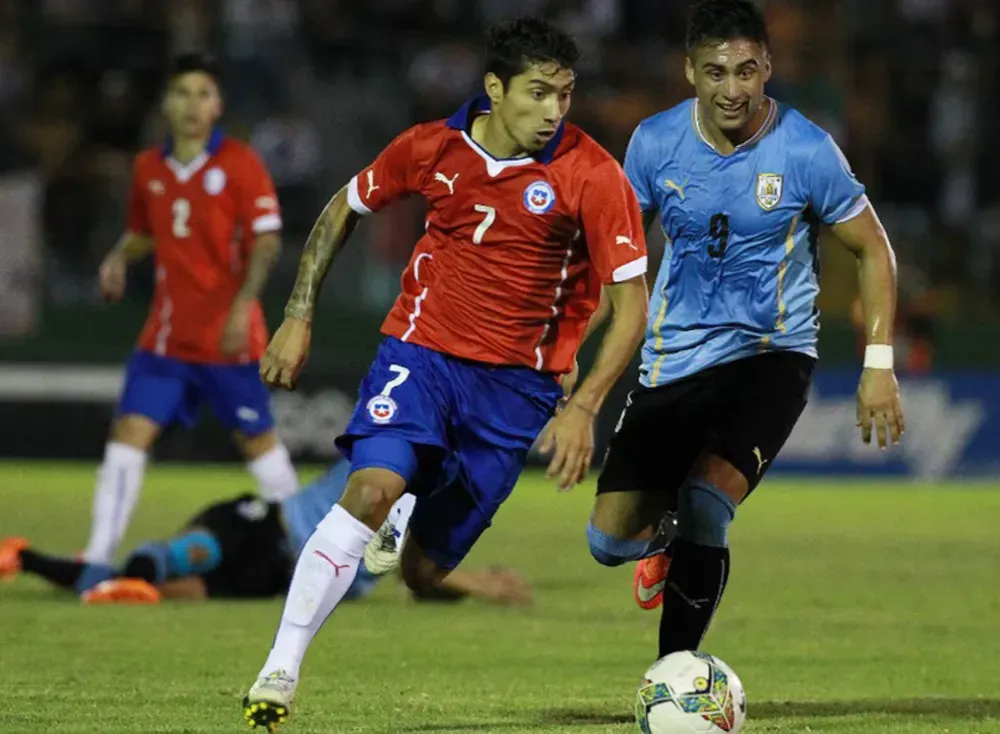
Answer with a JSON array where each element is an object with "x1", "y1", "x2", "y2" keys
[
  {"x1": 541, "y1": 160, "x2": 649, "y2": 489},
  {"x1": 258, "y1": 186, "x2": 360, "y2": 389},
  {"x1": 810, "y1": 135, "x2": 903, "y2": 449}
]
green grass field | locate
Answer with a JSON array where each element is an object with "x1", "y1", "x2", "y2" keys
[{"x1": 1, "y1": 462, "x2": 999, "y2": 733}]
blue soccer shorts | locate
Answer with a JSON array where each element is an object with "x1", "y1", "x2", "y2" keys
[
  {"x1": 336, "y1": 337, "x2": 562, "y2": 570},
  {"x1": 117, "y1": 350, "x2": 275, "y2": 436}
]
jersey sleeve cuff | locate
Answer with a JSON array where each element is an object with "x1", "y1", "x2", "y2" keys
[
  {"x1": 252, "y1": 213, "x2": 283, "y2": 233},
  {"x1": 347, "y1": 175, "x2": 373, "y2": 216},
  {"x1": 832, "y1": 194, "x2": 870, "y2": 224},
  {"x1": 611, "y1": 256, "x2": 648, "y2": 283}
]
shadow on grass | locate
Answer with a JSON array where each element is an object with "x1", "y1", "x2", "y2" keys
[
  {"x1": 750, "y1": 698, "x2": 1000, "y2": 720},
  {"x1": 402, "y1": 699, "x2": 1000, "y2": 731}
]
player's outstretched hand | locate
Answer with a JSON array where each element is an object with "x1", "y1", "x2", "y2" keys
[
  {"x1": 98, "y1": 253, "x2": 127, "y2": 302},
  {"x1": 856, "y1": 367, "x2": 904, "y2": 450},
  {"x1": 538, "y1": 401, "x2": 595, "y2": 491},
  {"x1": 469, "y1": 566, "x2": 533, "y2": 606},
  {"x1": 260, "y1": 317, "x2": 311, "y2": 390},
  {"x1": 220, "y1": 300, "x2": 251, "y2": 356}
]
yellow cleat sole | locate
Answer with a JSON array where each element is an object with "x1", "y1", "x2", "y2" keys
[{"x1": 243, "y1": 696, "x2": 290, "y2": 732}]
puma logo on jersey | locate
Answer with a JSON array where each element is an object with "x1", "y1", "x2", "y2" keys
[
  {"x1": 365, "y1": 169, "x2": 379, "y2": 198},
  {"x1": 615, "y1": 235, "x2": 638, "y2": 251},
  {"x1": 148, "y1": 180, "x2": 165, "y2": 195},
  {"x1": 665, "y1": 179, "x2": 686, "y2": 199},
  {"x1": 752, "y1": 446, "x2": 769, "y2": 475},
  {"x1": 434, "y1": 171, "x2": 459, "y2": 195}
]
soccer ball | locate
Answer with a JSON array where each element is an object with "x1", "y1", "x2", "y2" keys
[{"x1": 635, "y1": 651, "x2": 747, "y2": 733}]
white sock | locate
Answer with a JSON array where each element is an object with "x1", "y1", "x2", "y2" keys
[
  {"x1": 248, "y1": 443, "x2": 299, "y2": 502},
  {"x1": 260, "y1": 504, "x2": 374, "y2": 679},
  {"x1": 82, "y1": 442, "x2": 147, "y2": 564}
]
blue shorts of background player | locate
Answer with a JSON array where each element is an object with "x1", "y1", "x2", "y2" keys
[
  {"x1": 80, "y1": 349, "x2": 299, "y2": 572},
  {"x1": 119, "y1": 350, "x2": 275, "y2": 436},
  {"x1": 337, "y1": 337, "x2": 563, "y2": 576}
]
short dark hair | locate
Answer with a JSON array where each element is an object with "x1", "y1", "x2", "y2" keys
[
  {"x1": 167, "y1": 53, "x2": 220, "y2": 84},
  {"x1": 685, "y1": 0, "x2": 769, "y2": 55},
  {"x1": 485, "y1": 17, "x2": 579, "y2": 90}
]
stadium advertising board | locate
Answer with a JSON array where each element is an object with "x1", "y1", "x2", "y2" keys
[
  {"x1": 771, "y1": 371, "x2": 994, "y2": 480},
  {"x1": 0, "y1": 364, "x2": 996, "y2": 479}
]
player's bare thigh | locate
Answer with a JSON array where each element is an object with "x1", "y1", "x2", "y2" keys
[
  {"x1": 232, "y1": 429, "x2": 280, "y2": 460},
  {"x1": 590, "y1": 490, "x2": 674, "y2": 541},
  {"x1": 690, "y1": 451, "x2": 750, "y2": 505},
  {"x1": 111, "y1": 414, "x2": 162, "y2": 451},
  {"x1": 590, "y1": 450, "x2": 749, "y2": 539},
  {"x1": 337, "y1": 467, "x2": 407, "y2": 531}
]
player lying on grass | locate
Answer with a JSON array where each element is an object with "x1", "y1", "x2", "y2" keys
[{"x1": 0, "y1": 459, "x2": 530, "y2": 606}]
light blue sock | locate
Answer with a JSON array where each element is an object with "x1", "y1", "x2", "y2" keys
[
  {"x1": 677, "y1": 479, "x2": 736, "y2": 548},
  {"x1": 587, "y1": 522, "x2": 653, "y2": 566}
]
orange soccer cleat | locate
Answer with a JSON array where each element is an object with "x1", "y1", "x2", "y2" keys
[
  {"x1": 81, "y1": 577, "x2": 161, "y2": 605},
  {"x1": 634, "y1": 552, "x2": 672, "y2": 610},
  {"x1": 0, "y1": 537, "x2": 29, "y2": 581}
]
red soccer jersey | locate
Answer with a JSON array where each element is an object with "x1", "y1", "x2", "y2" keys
[
  {"x1": 127, "y1": 130, "x2": 282, "y2": 364},
  {"x1": 346, "y1": 96, "x2": 647, "y2": 374}
]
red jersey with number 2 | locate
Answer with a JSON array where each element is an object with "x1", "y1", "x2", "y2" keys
[
  {"x1": 346, "y1": 96, "x2": 647, "y2": 375},
  {"x1": 127, "y1": 130, "x2": 282, "y2": 364}
]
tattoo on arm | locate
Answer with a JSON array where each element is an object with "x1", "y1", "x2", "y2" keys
[{"x1": 284, "y1": 188, "x2": 359, "y2": 322}]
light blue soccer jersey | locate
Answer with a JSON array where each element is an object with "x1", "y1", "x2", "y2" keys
[{"x1": 625, "y1": 98, "x2": 867, "y2": 387}]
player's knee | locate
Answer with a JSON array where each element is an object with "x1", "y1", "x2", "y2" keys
[
  {"x1": 111, "y1": 414, "x2": 160, "y2": 451},
  {"x1": 677, "y1": 479, "x2": 737, "y2": 548},
  {"x1": 586, "y1": 521, "x2": 650, "y2": 567},
  {"x1": 339, "y1": 471, "x2": 403, "y2": 529},
  {"x1": 235, "y1": 429, "x2": 279, "y2": 459}
]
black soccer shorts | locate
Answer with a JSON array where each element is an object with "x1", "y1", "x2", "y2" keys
[
  {"x1": 597, "y1": 351, "x2": 816, "y2": 502},
  {"x1": 185, "y1": 493, "x2": 293, "y2": 599}
]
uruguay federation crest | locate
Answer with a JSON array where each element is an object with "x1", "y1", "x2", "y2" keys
[
  {"x1": 755, "y1": 173, "x2": 783, "y2": 211},
  {"x1": 523, "y1": 180, "x2": 556, "y2": 215}
]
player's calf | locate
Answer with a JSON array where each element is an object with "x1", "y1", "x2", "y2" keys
[
  {"x1": 238, "y1": 431, "x2": 299, "y2": 503},
  {"x1": 82, "y1": 416, "x2": 156, "y2": 564},
  {"x1": 657, "y1": 469, "x2": 739, "y2": 657}
]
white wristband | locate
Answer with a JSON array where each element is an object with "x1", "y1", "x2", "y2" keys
[{"x1": 864, "y1": 344, "x2": 894, "y2": 370}]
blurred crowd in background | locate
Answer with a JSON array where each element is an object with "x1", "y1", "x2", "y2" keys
[{"x1": 1, "y1": 0, "x2": 999, "y2": 332}]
